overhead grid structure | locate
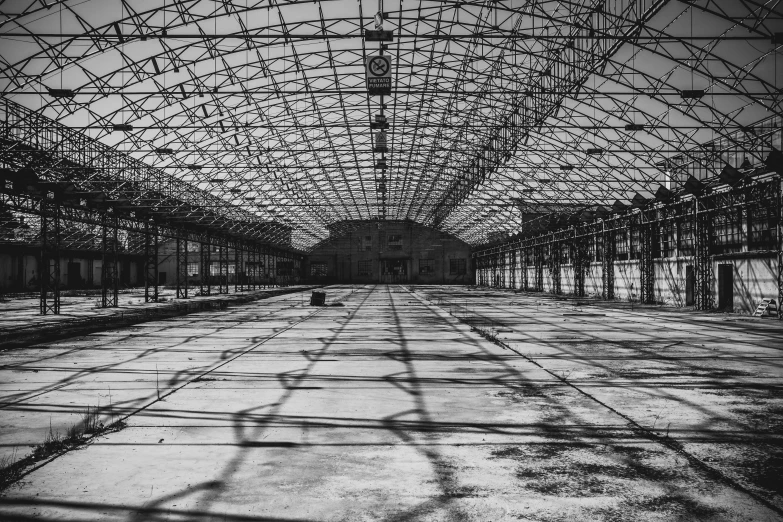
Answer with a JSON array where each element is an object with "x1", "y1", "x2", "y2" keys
[
  {"x1": 0, "y1": 0, "x2": 781, "y2": 315},
  {"x1": 1, "y1": 99, "x2": 303, "y2": 312}
]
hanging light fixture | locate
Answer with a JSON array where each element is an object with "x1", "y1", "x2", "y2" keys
[
  {"x1": 680, "y1": 89, "x2": 705, "y2": 99},
  {"x1": 46, "y1": 87, "x2": 76, "y2": 99}
]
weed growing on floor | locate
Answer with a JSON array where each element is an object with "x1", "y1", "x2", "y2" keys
[
  {"x1": 34, "y1": 420, "x2": 65, "y2": 459},
  {"x1": 81, "y1": 405, "x2": 102, "y2": 434},
  {"x1": 470, "y1": 324, "x2": 500, "y2": 343},
  {"x1": 0, "y1": 448, "x2": 22, "y2": 490},
  {"x1": 0, "y1": 408, "x2": 128, "y2": 493}
]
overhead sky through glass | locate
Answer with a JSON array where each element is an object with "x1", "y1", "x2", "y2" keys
[{"x1": 1, "y1": 0, "x2": 780, "y2": 250}]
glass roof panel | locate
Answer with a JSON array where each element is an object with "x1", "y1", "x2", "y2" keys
[{"x1": 1, "y1": 0, "x2": 780, "y2": 250}]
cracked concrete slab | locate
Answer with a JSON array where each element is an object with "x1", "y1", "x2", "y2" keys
[{"x1": 1, "y1": 284, "x2": 781, "y2": 521}]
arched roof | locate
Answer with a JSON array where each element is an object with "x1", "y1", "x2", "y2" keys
[{"x1": 1, "y1": 0, "x2": 781, "y2": 250}]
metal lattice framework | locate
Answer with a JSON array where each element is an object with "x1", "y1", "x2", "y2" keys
[{"x1": 0, "y1": 1, "x2": 780, "y2": 251}]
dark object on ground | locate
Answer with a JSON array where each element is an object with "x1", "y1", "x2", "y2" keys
[{"x1": 310, "y1": 291, "x2": 326, "y2": 306}]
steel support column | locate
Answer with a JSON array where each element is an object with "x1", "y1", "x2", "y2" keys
[
  {"x1": 200, "y1": 237, "x2": 211, "y2": 296},
  {"x1": 510, "y1": 249, "x2": 517, "y2": 290},
  {"x1": 234, "y1": 245, "x2": 242, "y2": 292},
  {"x1": 250, "y1": 247, "x2": 257, "y2": 290},
  {"x1": 40, "y1": 197, "x2": 60, "y2": 315},
  {"x1": 778, "y1": 179, "x2": 782, "y2": 319},
  {"x1": 551, "y1": 240, "x2": 562, "y2": 295},
  {"x1": 257, "y1": 248, "x2": 263, "y2": 290},
  {"x1": 218, "y1": 242, "x2": 228, "y2": 294},
  {"x1": 603, "y1": 226, "x2": 615, "y2": 300},
  {"x1": 521, "y1": 248, "x2": 529, "y2": 291},
  {"x1": 144, "y1": 222, "x2": 159, "y2": 303},
  {"x1": 573, "y1": 235, "x2": 586, "y2": 298},
  {"x1": 176, "y1": 236, "x2": 188, "y2": 299},
  {"x1": 101, "y1": 212, "x2": 119, "y2": 308},
  {"x1": 267, "y1": 252, "x2": 273, "y2": 288},
  {"x1": 498, "y1": 252, "x2": 508, "y2": 288},
  {"x1": 534, "y1": 245, "x2": 544, "y2": 292},
  {"x1": 694, "y1": 199, "x2": 714, "y2": 311},
  {"x1": 259, "y1": 248, "x2": 264, "y2": 289},
  {"x1": 640, "y1": 212, "x2": 655, "y2": 304}
]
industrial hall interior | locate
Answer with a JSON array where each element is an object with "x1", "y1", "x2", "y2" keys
[{"x1": 0, "y1": 0, "x2": 782, "y2": 521}]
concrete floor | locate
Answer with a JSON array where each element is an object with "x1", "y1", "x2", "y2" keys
[
  {"x1": 0, "y1": 284, "x2": 781, "y2": 521},
  {"x1": 0, "y1": 286, "x2": 301, "y2": 341}
]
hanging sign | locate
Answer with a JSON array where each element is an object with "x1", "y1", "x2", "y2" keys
[
  {"x1": 366, "y1": 55, "x2": 392, "y2": 95},
  {"x1": 364, "y1": 30, "x2": 394, "y2": 41},
  {"x1": 374, "y1": 130, "x2": 388, "y2": 152}
]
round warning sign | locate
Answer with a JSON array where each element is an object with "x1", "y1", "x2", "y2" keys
[
  {"x1": 366, "y1": 55, "x2": 392, "y2": 95},
  {"x1": 367, "y1": 55, "x2": 390, "y2": 77}
]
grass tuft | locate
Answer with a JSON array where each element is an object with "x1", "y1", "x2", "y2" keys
[
  {"x1": 81, "y1": 405, "x2": 102, "y2": 434},
  {"x1": 1, "y1": 406, "x2": 128, "y2": 493},
  {"x1": 33, "y1": 420, "x2": 65, "y2": 459},
  {"x1": 0, "y1": 448, "x2": 22, "y2": 490}
]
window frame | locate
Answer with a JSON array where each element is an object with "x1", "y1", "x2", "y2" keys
[
  {"x1": 310, "y1": 262, "x2": 327, "y2": 277},
  {"x1": 387, "y1": 234, "x2": 403, "y2": 251},
  {"x1": 449, "y1": 258, "x2": 467, "y2": 275},
  {"x1": 358, "y1": 259, "x2": 373, "y2": 276}
]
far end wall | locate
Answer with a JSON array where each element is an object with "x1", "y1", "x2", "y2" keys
[{"x1": 305, "y1": 221, "x2": 473, "y2": 284}]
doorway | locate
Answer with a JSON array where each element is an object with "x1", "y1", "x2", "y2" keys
[
  {"x1": 718, "y1": 264, "x2": 734, "y2": 312},
  {"x1": 67, "y1": 262, "x2": 81, "y2": 288},
  {"x1": 685, "y1": 265, "x2": 694, "y2": 306},
  {"x1": 380, "y1": 259, "x2": 408, "y2": 284}
]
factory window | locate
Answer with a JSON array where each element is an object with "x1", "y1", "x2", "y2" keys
[
  {"x1": 246, "y1": 262, "x2": 263, "y2": 276},
  {"x1": 362, "y1": 235, "x2": 372, "y2": 251},
  {"x1": 678, "y1": 219, "x2": 694, "y2": 257},
  {"x1": 541, "y1": 243, "x2": 552, "y2": 266},
  {"x1": 560, "y1": 243, "x2": 570, "y2": 264},
  {"x1": 657, "y1": 221, "x2": 675, "y2": 258},
  {"x1": 358, "y1": 260, "x2": 373, "y2": 276},
  {"x1": 713, "y1": 209, "x2": 743, "y2": 254},
  {"x1": 749, "y1": 201, "x2": 777, "y2": 251},
  {"x1": 388, "y1": 234, "x2": 403, "y2": 250},
  {"x1": 449, "y1": 258, "x2": 466, "y2": 275},
  {"x1": 187, "y1": 263, "x2": 199, "y2": 276},
  {"x1": 594, "y1": 235, "x2": 603, "y2": 262},
  {"x1": 630, "y1": 226, "x2": 641, "y2": 260},
  {"x1": 209, "y1": 263, "x2": 231, "y2": 276},
  {"x1": 615, "y1": 228, "x2": 629, "y2": 260},
  {"x1": 310, "y1": 262, "x2": 327, "y2": 277},
  {"x1": 419, "y1": 259, "x2": 434, "y2": 274}
]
